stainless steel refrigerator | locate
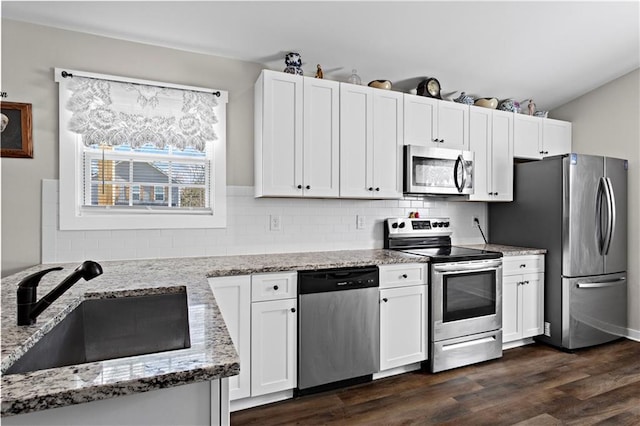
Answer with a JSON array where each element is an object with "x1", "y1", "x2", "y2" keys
[{"x1": 489, "y1": 154, "x2": 627, "y2": 350}]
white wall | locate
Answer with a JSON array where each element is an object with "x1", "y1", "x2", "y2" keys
[
  {"x1": 1, "y1": 19, "x2": 261, "y2": 275},
  {"x1": 552, "y1": 68, "x2": 640, "y2": 338},
  {"x1": 2, "y1": 19, "x2": 488, "y2": 276}
]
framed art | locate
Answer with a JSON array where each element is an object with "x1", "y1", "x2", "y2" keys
[{"x1": 1, "y1": 101, "x2": 33, "y2": 158}]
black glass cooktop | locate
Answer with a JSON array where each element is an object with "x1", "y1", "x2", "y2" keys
[{"x1": 402, "y1": 246, "x2": 502, "y2": 263}]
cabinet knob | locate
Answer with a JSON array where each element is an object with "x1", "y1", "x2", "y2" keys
[
  {"x1": 439, "y1": 139, "x2": 445, "y2": 143},
  {"x1": 297, "y1": 185, "x2": 302, "y2": 189},
  {"x1": 539, "y1": 151, "x2": 545, "y2": 155},
  {"x1": 524, "y1": 280, "x2": 530, "y2": 285},
  {"x1": 519, "y1": 264, "x2": 526, "y2": 268},
  {"x1": 375, "y1": 187, "x2": 380, "y2": 192},
  {"x1": 402, "y1": 274, "x2": 408, "y2": 279},
  {"x1": 368, "y1": 187, "x2": 374, "y2": 191},
  {"x1": 291, "y1": 307, "x2": 296, "y2": 313},
  {"x1": 306, "y1": 185, "x2": 311, "y2": 190},
  {"x1": 488, "y1": 192, "x2": 494, "y2": 196},
  {"x1": 494, "y1": 192, "x2": 498, "y2": 196},
  {"x1": 382, "y1": 298, "x2": 388, "y2": 303},
  {"x1": 273, "y1": 285, "x2": 279, "y2": 290},
  {"x1": 432, "y1": 138, "x2": 439, "y2": 143}
]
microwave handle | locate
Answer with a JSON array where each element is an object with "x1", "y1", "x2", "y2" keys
[{"x1": 453, "y1": 155, "x2": 466, "y2": 193}]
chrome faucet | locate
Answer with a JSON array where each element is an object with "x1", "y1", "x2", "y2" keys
[{"x1": 17, "y1": 261, "x2": 103, "y2": 325}]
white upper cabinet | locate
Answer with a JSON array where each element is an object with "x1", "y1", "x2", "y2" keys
[
  {"x1": 542, "y1": 118, "x2": 572, "y2": 157},
  {"x1": 340, "y1": 83, "x2": 403, "y2": 199},
  {"x1": 403, "y1": 94, "x2": 469, "y2": 150},
  {"x1": 468, "y1": 107, "x2": 513, "y2": 202},
  {"x1": 514, "y1": 114, "x2": 571, "y2": 160},
  {"x1": 255, "y1": 70, "x2": 339, "y2": 197}
]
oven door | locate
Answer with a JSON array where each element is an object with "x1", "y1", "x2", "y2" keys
[
  {"x1": 404, "y1": 145, "x2": 474, "y2": 195},
  {"x1": 431, "y1": 259, "x2": 502, "y2": 342}
]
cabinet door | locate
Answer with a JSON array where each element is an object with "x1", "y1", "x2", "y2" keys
[
  {"x1": 468, "y1": 106, "x2": 492, "y2": 201},
  {"x1": 372, "y1": 90, "x2": 403, "y2": 199},
  {"x1": 208, "y1": 276, "x2": 251, "y2": 400},
  {"x1": 521, "y1": 273, "x2": 544, "y2": 338},
  {"x1": 380, "y1": 285, "x2": 428, "y2": 371},
  {"x1": 303, "y1": 78, "x2": 340, "y2": 197},
  {"x1": 340, "y1": 83, "x2": 373, "y2": 198},
  {"x1": 403, "y1": 94, "x2": 438, "y2": 147},
  {"x1": 259, "y1": 71, "x2": 304, "y2": 196},
  {"x1": 251, "y1": 298, "x2": 297, "y2": 396},
  {"x1": 438, "y1": 100, "x2": 469, "y2": 150},
  {"x1": 490, "y1": 110, "x2": 514, "y2": 201},
  {"x1": 542, "y1": 119, "x2": 572, "y2": 158},
  {"x1": 502, "y1": 274, "x2": 522, "y2": 343},
  {"x1": 513, "y1": 114, "x2": 542, "y2": 160}
]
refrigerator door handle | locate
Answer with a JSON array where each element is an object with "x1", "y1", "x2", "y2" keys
[
  {"x1": 595, "y1": 177, "x2": 606, "y2": 255},
  {"x1": 576, "y1": 278, "x2": 626, "y2": 289},
  {"x1": 603, "y1": 177, "x2": 616, "y2": 255}
]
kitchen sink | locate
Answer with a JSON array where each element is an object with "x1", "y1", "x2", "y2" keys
[{"x1": 4, "y1": 290, "x2": 191, "y2": 375}]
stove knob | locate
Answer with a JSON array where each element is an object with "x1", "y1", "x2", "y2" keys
[
  {"x1": 399, "y1": 222, "x2": 406, "y2": 228},
  {"x1": 444, "y1": 222, "x2": 450, "y2": 228},
  {"x1": 392, "y1": 222, "x2": 398, "y2": 229}
]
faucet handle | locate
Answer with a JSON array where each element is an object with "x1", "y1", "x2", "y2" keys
[{"x1": 17, "y1": 267, "x2": 64, "y2": 289}]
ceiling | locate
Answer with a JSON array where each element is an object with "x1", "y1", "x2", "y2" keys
[{"x1": 2, "y1": 1, "x2": 639, "y2": 111}]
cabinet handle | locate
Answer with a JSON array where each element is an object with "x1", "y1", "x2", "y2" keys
[
  {"x1": 494, "y1": 192, "x2": 498, "y2": 196},
  {"x1": 382, "y1": 298, "x2": 388, "y2": 303},
  {"x1": 368, "y1": 187, "x2": 374, "y2": 191},
  {"x1": 291, "y1": 307, "x2": 296, "y2": 313},
  {"x1": 519, "y1": 264, "x2": 526, "y2": 268},
  {"x1": 402, "y1": 274, "x2": 408, "y2": 279},
  {"x1": 306, "y1": 185, "x2": 311, "y2": 190},
  {"x1": 488, "y1": 192, "x2": 494, "y2": 195},
  {"x1": 517, "y1": 281, "x2": 523, "y2": 286},
  {"x1": 544, "y1": 151, "x2": 549, "y2": 155},
  {"x1": 432, "y1": 138, "x2": 439, "y2": 143},
  {"x1": 297, "y1": 185, "x2": 302, "y2": 189},
  {"x1": 375, "y1": 187, "x2": 380, "y2": 192},
  {"x1": 439, "y1": 139, "x2": 445, "y2": 143},
  {"x1": 523, "y1": 280, "x2": 530, "y2": 285},
  {"x1": 273, "y1": 285, "x2": 279, "y2": 290}
]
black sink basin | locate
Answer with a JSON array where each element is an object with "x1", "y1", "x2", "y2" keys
[{"x1": 5, "y1": 290, "x2": 191, "y2": 375}]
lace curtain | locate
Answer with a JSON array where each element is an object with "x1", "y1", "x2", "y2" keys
[{"x1": 65, "y1": 76, "x2": 218, "y2": 152}]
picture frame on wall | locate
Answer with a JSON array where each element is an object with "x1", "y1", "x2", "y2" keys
[{"x1": 1, "y1": 101, "x2": 33, "y2": 158}]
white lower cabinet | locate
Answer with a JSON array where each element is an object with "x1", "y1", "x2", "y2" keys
[
  {"x1": 379, "y1": 284, "x2": 428, "y2": 370},
  {"x1": 502, "y1": 255, "x2": 545, "y2": 344},
  {"x1": 378, "y1": 264, "x2": 428, "y2": 372},
  {"x1": 209, "y1": 271, "x2": 297, "y2": 406},
  {"x1": 208, "y1": 275, "x2": 251, "y2": 401},
  {"x1": 250, "y1": 297, "x2": 297, "y2": 396}
]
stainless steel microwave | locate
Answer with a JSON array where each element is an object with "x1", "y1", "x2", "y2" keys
[{"x1": 404, "y1": 145, "x2": 474, "y2": 195}]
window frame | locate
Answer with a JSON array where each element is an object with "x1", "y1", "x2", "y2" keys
[{"x1": 56, "y1": 68, "x2": 227, "y2": 230}]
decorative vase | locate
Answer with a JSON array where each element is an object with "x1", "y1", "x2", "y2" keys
[{"x1": 283, "y1": 52, "x2": 303, "y2": 75}]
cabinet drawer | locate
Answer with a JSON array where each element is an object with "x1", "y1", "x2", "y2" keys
[
  {"x1": 251, "y1": 271, "x2": 297, "y2": 301},
  {"x1": 379, "y1": 263, "x2": 426, "y2": 288},
  {"x1": 503, "y1": 255, "x2": 544, "y2": 275}
]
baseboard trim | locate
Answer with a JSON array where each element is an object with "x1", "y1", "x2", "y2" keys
[{"x1": 626, "y1": 327, "x2": 640, "y2": 342}]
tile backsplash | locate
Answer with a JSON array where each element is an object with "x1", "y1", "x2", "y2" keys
[{"x1": 42, "y1": 180, "x2": 488, "y2": 264}]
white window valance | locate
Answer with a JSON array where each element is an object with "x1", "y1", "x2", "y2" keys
[{"x1": 65, "y1": 75, "x2": 219, "y2": 152}]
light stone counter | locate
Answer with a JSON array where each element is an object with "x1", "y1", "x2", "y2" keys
[
  {"x1": 1, "y1": 249, "x2": 425, "y2": 416},
  {"x1": 457, "y1": 244, "x2": 547, "y2": 256}
]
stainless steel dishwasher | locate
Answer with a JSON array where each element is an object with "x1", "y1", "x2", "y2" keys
[{"x1": 296, "y1": 266, "x2": 379, "y2": 396}]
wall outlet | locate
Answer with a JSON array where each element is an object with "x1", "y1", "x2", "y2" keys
[
  {"x1": 544, "y1": 322, "x2": 551, "y2": 337},
  {"x1": 270, "y1": 215, "x2": 281, "y2": 231},
  {"x1": 356, "y1": 215, "x2": 366, "y2": 229}
]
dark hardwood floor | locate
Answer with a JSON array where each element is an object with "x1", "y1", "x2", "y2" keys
[{"x1": 231, "y1": 339, "x2": 640, "y2": 425}]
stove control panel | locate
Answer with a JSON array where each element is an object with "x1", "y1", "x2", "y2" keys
[{"x1": 386, "y1": 217, "x2": 451, "y2": 237}]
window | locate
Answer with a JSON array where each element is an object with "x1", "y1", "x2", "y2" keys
[{"x1": 56, "y1": 69, "x2": 227, "y2": 230}]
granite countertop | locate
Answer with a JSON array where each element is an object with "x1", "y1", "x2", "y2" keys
[
  {"x1": 457, "y1": 244, "x2": 547, "y2": 256},
  {"x1": 1, "y1": 249, "x2": 425, "y2": 416}
]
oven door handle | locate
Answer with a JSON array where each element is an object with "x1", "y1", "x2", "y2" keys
[{"x1": 432, "y1": 260, "x2": 502, "y2": 273}]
